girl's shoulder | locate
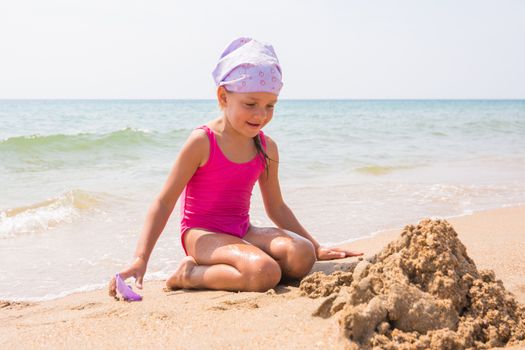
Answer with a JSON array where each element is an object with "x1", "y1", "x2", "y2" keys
[
  {"x1": 260, "y1": 130, "x2": 275, "y2": 144},
  {"x1": 183, "y1": 127, "x2": 211, "y2": 156},
  {"x1": 260, "y1": 132, "x2": 278, "y2": 157},
  {"x1": 188, "y1": 126, "x2": 210, "y2": 143}
]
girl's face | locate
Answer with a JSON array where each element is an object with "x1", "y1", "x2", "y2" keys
[{"x1": 219, "y1": 87, "x2": 278, "y2": 137}]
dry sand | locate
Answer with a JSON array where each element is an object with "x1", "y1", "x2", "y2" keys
[{"x1": 1, "y1": 205, "x2": 524, "y2": 349}]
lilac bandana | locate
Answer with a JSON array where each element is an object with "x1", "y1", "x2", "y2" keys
[{"x1": 212, "y1": 37, "x2": 283, "y2": 95}]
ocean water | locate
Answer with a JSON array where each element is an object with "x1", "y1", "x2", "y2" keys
[{"x1": 1, "y1": 99, "x2": 524, "y2": 301}]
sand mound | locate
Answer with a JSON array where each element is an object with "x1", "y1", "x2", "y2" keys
[{"x1": 300, "y1": 219, "x2": 525, "y2": 350}]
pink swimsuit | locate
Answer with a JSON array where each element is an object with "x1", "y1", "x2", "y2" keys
[{"x1": 179, "y1": 125, "x2": 267, "y2": 255}]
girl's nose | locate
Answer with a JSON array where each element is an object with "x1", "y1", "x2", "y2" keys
[{"x1": 254, "y1": 106, "x2": 268, "y2": 119}]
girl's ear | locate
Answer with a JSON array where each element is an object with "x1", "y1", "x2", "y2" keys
[{"x1": 217, "y1": 86, "x2": 229, "y2": 109}]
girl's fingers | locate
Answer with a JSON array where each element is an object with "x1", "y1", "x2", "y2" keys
[
  {"x1": 317, "y1": 247, "x2": 365, "y2": 260},
  {"x1": 344, "y1": 251, "x2": 364, "y2": 257},
  {"x1": 324, "y1": 250, "x2": 363, "y2": 259},
  {"x1": 108, "y1": 276, "x2": 117, "y2": 297},
  {"x1": 334, "y1": 251, "x2": 346, "y2": 258},
  {"x1": 322, "y1": 250, "x2": 345, "y2": 259},
  {"x1": 331, "y1": 248, "x2": 364, "y2": 257}
]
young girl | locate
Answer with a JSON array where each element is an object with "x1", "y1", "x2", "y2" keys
[{"x1": 109, "y1": 37, "x2": 363, "y2": 296}]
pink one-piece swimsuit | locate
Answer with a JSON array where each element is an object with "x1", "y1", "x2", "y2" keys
[{"x1": 179, "y1": 124, "x2": 267, "y2": 256}]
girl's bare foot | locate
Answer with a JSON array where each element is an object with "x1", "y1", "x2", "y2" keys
[{"x1": 165, "y1": 256, "x2": 197, "y2": 290}]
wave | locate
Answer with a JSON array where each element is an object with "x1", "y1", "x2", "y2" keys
[
  {"x1": 0, "y1": 190, "x2": 103, "y2": 239},
  {"x1": 0, "y1": 127, "x2": 188, "y2": 154}
]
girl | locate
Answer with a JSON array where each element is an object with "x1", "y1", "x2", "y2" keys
[{"x1": 109, "y1": 37, "x2": 363, "y2": 296}]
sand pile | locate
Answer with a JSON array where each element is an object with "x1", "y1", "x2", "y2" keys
[{"x1": 300, "y1": 219, "x2": 525, "y2": 350}]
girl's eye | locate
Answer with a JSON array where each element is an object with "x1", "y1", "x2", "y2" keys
[
  {"x1": 245, "y1": 103, "x2": 256, "y2": 107},
  {"x1": 267, "y1": 105, "x2": 275, "y2": 109}
]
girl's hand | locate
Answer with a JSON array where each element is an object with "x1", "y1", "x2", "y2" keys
[
  {"x1": 316, "y1": 246, "x2": 364, "y2": 261},
  {"x1": 108, "y1": 256, "x2": 147, "y2": 298}
]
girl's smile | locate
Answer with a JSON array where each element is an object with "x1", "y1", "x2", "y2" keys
[{"x1": 218, "y1": 89, "x2": 277, "y2": 138}]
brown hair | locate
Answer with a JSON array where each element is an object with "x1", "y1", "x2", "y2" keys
[{"x1": 254, "y1": 133, "x2": 274, "y2": 179}]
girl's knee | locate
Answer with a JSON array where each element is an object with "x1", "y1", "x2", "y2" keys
[
  {"x1": 285, "y1": 239, "x2": 316, "y2": 280},
  {"x1": 243, "y1": 257, "x2": 281, "y2": 292}
]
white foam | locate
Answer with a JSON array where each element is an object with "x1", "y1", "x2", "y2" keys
[{"x1": 0, "y1": 190, "x2": 101, "y2": 238}]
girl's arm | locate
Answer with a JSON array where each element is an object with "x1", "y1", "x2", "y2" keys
[
  {"x1": 112, "y1": 129, "x2": 208, "y2": 291},
  {"x1": 258, "y1": 135, "x2": 363, "y2": 260},
  {"x1": 135, "y1": 129, "x2": 208, "y2": 260}
]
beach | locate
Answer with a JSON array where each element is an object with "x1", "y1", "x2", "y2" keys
[
  {"x1": 3, "y1": 0, "x2": 525, "y2": 346},
  {"x1": 2, "y1": 0, "x2": 525, "y2": 347},
  {"x1": 1, "y1": 99, "x2": 524, "y2": 348},
  {"x1": 2, "y1": 205, "x2": 524, "y2": 349}
]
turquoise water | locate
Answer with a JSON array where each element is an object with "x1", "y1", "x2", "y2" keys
[{"x1": 1, "y1": 99, "x2": 525, "y2": 300}]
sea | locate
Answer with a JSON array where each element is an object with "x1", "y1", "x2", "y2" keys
[{"x1": 1, "y1": 99, "x2": 524, "y2": 301}]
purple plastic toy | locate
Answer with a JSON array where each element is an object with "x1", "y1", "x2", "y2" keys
[{"x1": 115, "y1": 273, "x2": 142, "y2": 301}]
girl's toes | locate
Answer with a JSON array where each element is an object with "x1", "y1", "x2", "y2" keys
[{"x1": 165, "y1": 256, "x2": 197, "y2": 290}]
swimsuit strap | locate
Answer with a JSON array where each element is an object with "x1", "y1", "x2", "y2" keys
[{"x1": 196, "y1": 125, "x2": 216, "y2": 167}]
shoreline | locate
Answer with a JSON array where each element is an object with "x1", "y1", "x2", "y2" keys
[
  {"x1": 3, "y1": 202, "x2": 525, "y2": 303},
  {"x1": 1, "y1": 204, "x2": 524, "y2": 349},
  {"x1": 322, "y1": 201, "x2": 525, "y2": 248}
]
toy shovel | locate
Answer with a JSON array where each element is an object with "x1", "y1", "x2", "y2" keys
[{"x1": 115, "y1": 273, "x2": 143, "y2": 301}]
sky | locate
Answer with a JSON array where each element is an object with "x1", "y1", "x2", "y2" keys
[{"x1": 1, "y1": 0, "x2": 524, "y2": 99}]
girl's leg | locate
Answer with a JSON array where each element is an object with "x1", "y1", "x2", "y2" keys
[
  {"x1": 166, "y1": 228, "x2": 281, "y2": 292},
  {"x1": 242, "y1": 225, "x2": 317, "y2": 281}
]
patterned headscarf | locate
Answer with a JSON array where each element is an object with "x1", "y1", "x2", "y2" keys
[{"x1": 212, "y1": 37, "x2": 283, "y2": 95}]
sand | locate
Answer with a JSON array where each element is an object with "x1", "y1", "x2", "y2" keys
[
  {"x1": 300, "y1": 219, "x2": 525, "y2": 349},
  {"x1": 1, "y1": 205, "x2": 524, "y2": 349}
]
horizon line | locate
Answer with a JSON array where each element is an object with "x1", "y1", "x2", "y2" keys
[{"x1": 1, "y1": 98, "x2": 524, "y2": 101}]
